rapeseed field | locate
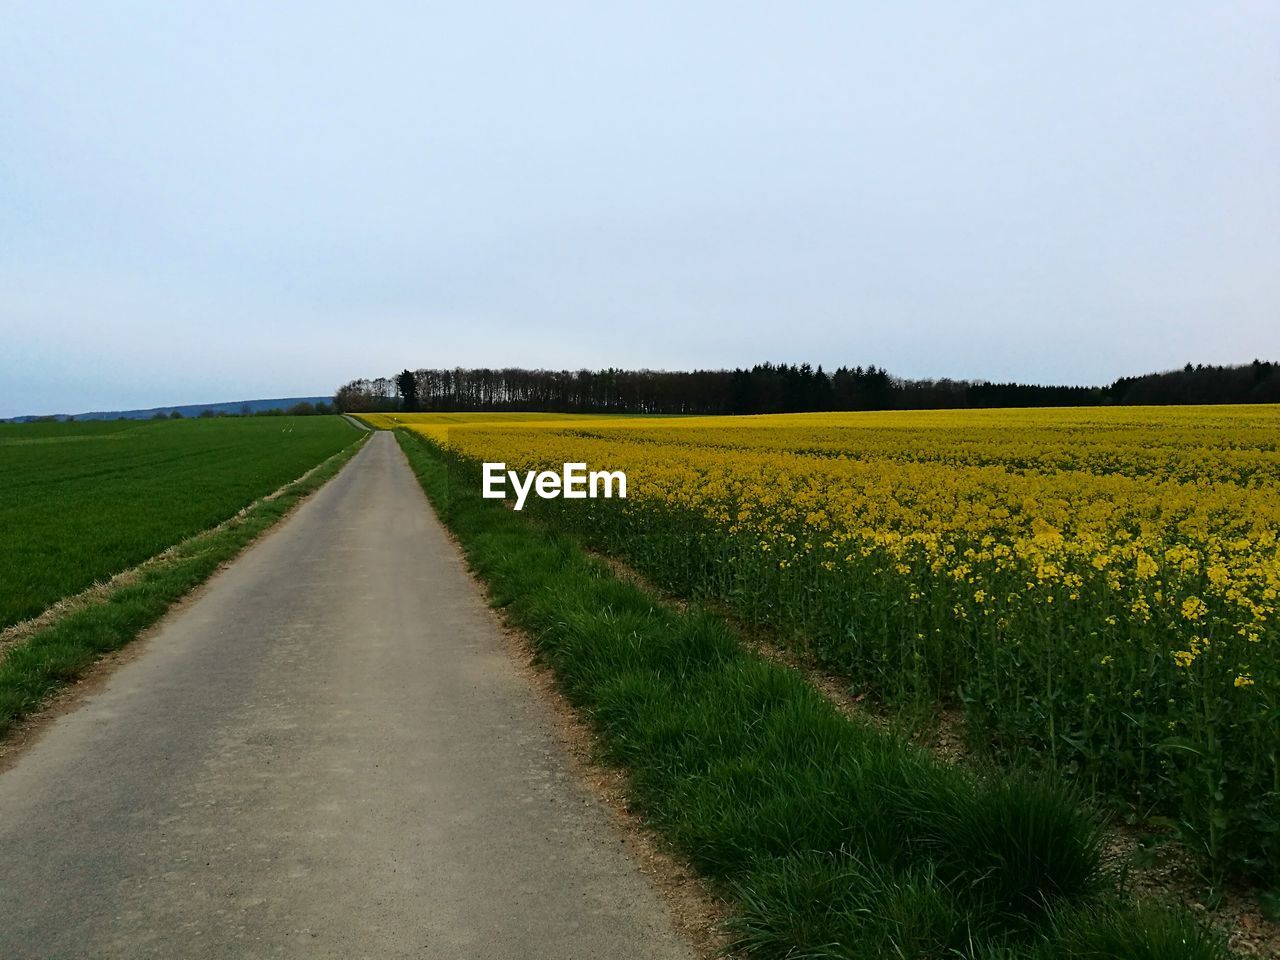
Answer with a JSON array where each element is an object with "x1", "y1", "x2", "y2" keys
[{"x1": 375, "y1": 406, "x2": 1279, "y2": 885}]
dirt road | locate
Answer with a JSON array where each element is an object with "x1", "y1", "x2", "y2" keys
[{"x1": 0, "y1": 432, "x2": 696, "y2": 959}]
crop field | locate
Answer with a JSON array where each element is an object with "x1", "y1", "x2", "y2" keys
[
  {"x1": 0, "y1": 416, "x2": 360, "y2": 628},
  {"x1": 375, "y1": 407, "x2": 1280, "y2": 888}
]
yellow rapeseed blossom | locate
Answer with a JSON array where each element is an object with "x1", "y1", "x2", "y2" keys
[
  {"x1": 379, "y1": 406, "x2": 1277, "y2": 685},
  {"x1": 1180, "y1": 596, "x2": 1209, "y2": 621}
]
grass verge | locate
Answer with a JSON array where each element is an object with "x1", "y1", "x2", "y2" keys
[
  {"x1": 0, "y1": 434, "x2": 367, "y2": 739},
  {"x1": 396, "y1": 428, "x2": 1231, "y2": 959}
]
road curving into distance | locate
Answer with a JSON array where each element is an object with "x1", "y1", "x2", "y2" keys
[{"x1": 0, "y1": 431, "x2": 695, "y2": 960}]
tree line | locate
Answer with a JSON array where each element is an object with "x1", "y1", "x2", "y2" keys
[{"x1": 333, "y1": 360, "x2": 1280, "y2": 415}]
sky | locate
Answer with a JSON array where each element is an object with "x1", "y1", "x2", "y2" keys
[{"x1": 1, "y1": 2, "x2": 1277, "y2": 417}]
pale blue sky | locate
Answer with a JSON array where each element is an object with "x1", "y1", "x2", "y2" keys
[{"x1": 2, "y1": 2, "x2": 1277, "y2": 416}]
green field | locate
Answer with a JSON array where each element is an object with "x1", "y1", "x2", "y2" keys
[{"x1": 0, "y1": 416, "x2": 360, "y2": 628}]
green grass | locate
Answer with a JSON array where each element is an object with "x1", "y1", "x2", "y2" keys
[
  {"x1": 395, "y1": 429, "x2": 1230, "y2": 960},
  {"x1": 0, "y1": 416, "x2": 360, "y2": 628},
  {"x1": 0, "y1": 433, "x2": 366, "y2": 737}
]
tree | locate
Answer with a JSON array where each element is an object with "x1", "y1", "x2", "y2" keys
[{"x1": 396, "y1": 369, "x2": 419, "y2": 411}]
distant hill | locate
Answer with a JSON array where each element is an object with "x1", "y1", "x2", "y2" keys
[{"x1": 5, "y1": 397, "x2": 334, "y2": 423}]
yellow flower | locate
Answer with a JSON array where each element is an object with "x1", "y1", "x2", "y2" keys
[
  {"x1": 1180, "y1": 596, "x2": 1208, "y2": 621},
  {"x1": 1136, "y1": 553, "x2": 1158, "y2": 580},
  {"x1": 1234, "y1": 674, "x2": 1254, "y2": 688}
]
